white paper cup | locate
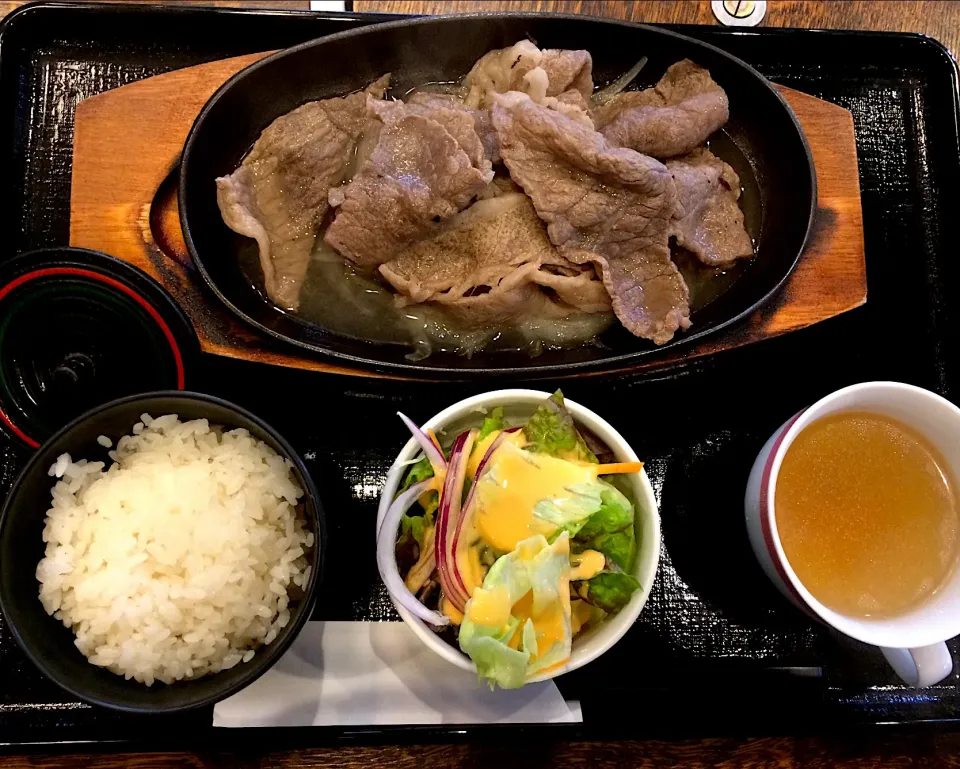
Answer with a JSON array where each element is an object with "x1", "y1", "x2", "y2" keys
[
  {"x1": 377, "y1": 389, "x2": 660, "y2": 683},
  {"x1": 745, "y1": 382, "x2": 960, "y2": 687}
]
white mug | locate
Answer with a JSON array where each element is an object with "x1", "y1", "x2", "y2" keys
[{"x1": 745, "y1": 382, "x2": 960, "y2": 687}]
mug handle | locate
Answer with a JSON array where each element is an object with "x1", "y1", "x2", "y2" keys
[{"x1": 881, "y1": 644, "x2": 953, "y2": 687}]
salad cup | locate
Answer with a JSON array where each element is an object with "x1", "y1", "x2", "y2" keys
[{"x1": 377, "y1": 389, "x2": 660, "y2": 683}]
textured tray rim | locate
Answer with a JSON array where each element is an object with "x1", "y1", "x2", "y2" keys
[{"x1": 1, "y1": 0, "x2": 960, "y2": 751}]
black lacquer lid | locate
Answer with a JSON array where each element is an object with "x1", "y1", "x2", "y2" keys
[{"x1": 0, "y1": 248, "x2": 199, "y2": 447}]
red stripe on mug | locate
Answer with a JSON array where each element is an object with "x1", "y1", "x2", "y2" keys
[{"x1": 758, "y1": 410, "x2": 812, "y2": 611}]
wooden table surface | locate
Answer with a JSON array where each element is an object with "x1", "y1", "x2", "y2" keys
[{"x1": 5, "y1": 1, "x2": 960, "y2": 767}]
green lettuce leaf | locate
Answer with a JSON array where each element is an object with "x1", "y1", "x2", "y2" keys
[
  {"x1": 396, "y1": 507, "x2": 433, "y2": 574},
  {"x1": 587, "y1": 527, "x2": 636, "y2": 572},
  {"x1": 522, "y1": 391, "x2": 597, "y2": 463},
  {"x1": 400, "y1": 511, "x2": 429, "y2": 550},
  {"x1": 458, "y1": 544, "x2": 533, "y2": 690},
  {"x1": 399, "y1": 455, "x2": 434, "y2": 492},
  {"x1": 528, "y1": 536, "x2": 570, "y2": 616},
  {"x1": 528, "y1": 473, "x2": 637, "y2": 569},
  {"x1": 483, "y1": 536, "x2": 535, "y2": 596},
  {"x1": 459, "y1": 534, "x2": 572, "y2": 689},
  {"x1": 398, "y1": 456, "x2": 438, "y2": 515},
  {"x1": 478, "y1": 406, "x2": 505, "y2": 441},
  {"x1": 521, "y1": 618, "x2": 537, "y2": 657},
  {"x1": 573, "y1": 482, "x2": 636, "y2": 571},
  {"x1": 532, "y1": 481, "x2": 604, "y2": 537},
  {"x1": 458, "y1": 616, "x2": 527, "y2": 690},
  {"x1": 579, "y1": 571, "x2": 641, "y2": 613},
  {"x1": 526, "y1": 633, "x2": 572, "y2": 677},
  {"x1": 519, "y1": 534, "x2": 573, "y2": 677},
  {"x1": 575, "y1": 484, "x2": 634, "y2": 540}
]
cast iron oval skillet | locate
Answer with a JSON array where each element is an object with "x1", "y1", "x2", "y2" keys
[{"x1": 180, "y1": 13, "x2": 816, "y2": 378}]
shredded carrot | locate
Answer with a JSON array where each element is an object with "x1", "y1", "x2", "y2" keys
[
  {"x1": 427, "y1": 428, "x2": 443, "y2": 454},
  {"x1": 592, "y1": 461, "x2": 644, "y2": 476}
]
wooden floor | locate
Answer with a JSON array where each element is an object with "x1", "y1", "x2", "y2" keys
[{"x1": 6, "y1": 1, "x2": 960, "y2": 767}]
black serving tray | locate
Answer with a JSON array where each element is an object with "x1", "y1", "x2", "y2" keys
[{"x1": 2, "y1": 0, "x2": 960, "y2": 752}]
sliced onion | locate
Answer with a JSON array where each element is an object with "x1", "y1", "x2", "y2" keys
[
  {"x1": 591, "y1": 56, "x2": 649, "y2": 106},
  {"x1": 376, "y1": 478, "x2": 449, "y2": 626},
  {"x1": 451, "y1": 427, "x2": 517, "y2": 561},
  {"x1": 395, "y1": 454, "x2": 427, "y2": 468},
  {"x1": 398, "y1": 412, "x2": 446, "y2": 472},
  {"x1": 435, "y1": 430, "x2": 474, "y2": 612},
  {"x1": 377, "y1": 478, "x2": 430, "y2": 540}
]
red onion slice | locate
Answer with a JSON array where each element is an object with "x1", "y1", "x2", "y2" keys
[
  {"x1": 376, "y1": 478, "x2": 449, "y2": 626},
  {"x1": 398, "y1": 412, "x2": 446, "y2": 472},
  {"x1": 377, "y1": 478, "x2": 432, "y2": 540},
  {"x1": 435, "y1": 430, "x2": 474, "y2": 612},
  {"x1": 450, "y1": 427, "x2": 518, "y2": 573}
]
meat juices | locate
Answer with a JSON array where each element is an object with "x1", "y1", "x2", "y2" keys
[{"x1": 216, "y1": 75, "x2": 390, "y2": 310}]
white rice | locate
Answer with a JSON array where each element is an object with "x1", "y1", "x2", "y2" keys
[{"x1": 36, "y1": 414, "x2": 311, "y2": 686}]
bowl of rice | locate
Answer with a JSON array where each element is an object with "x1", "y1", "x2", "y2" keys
[{"x1": 0, "y1": 391, "x2": 323, "y2": 713}]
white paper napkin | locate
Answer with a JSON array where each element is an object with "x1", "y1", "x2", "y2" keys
[{"x1": 213, "y1": 621, "x2": 582, "y2": 727}]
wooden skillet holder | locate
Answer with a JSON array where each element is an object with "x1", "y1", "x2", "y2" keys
[{"x1": 69, "y1": 53, "x2": 867, "y2": 381}]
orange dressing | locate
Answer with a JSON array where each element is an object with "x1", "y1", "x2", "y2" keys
[
  {"x1": 466, "y1": 429, "x2": 525, "y2": 478},
  {"x1": 534, "y1": 658, "x2": 571, "y2": 676},
  {"x1": 473, "y1": 442, "x2": 594, "y2": 552},
  {"x1": 452, "y1": 432, "x2": 598, "y2": 680},
  {"x1": 538, "y1": 533, "x2": 571, "y2": 660},
  {"x1": 511, "y1": 590, "x2": 534, "y2": 627},
  {"x1": 500, "y1": 587, "x2": 568, "y2": 660},
  {"x1": 593, "y1": 461, "x2": 644, "y2": 476},
  {"x1": 465, "y1": 583, "x2": 512, "y2": 630},
  {"x1": 569, "y1": 549, "x2": 605, "y2": 581},
  {"x1": 464, "y1": 534, "x2": 572, "y2": 671},
  {"x1": 532, "y1": 600, "x2": 567, "y2": 657},
  {"x1": 459, "y1": 544, "x2": 485, "y2": 598},
  {"x1": 440, "y1": 596, "x2": 464, "y2": 625}
]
